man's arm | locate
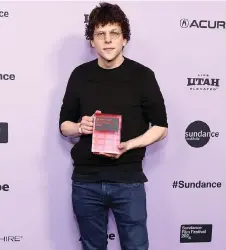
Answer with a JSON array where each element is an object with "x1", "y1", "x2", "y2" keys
[
  {"x1": 127, "y1": 125, "x2": 168, "y2": 150},
  {"x1": 60, "y1": 121, "x2": 81, "y2": 137},
  {"x1": 59, "y1": 69, "x2": 81, "y2": 137},
  {"x1": 100, "y1": 68, "x2": 168, "y2": 159},
  {"x1": 61, "y1": 112, "x2": 100, "y2": 137},
  {"x1": 127, "y1": 68, "x2": 168, "y2": 150},
  {"x1": 59, "y1": 68, "x2": 101, "y2": 138}
]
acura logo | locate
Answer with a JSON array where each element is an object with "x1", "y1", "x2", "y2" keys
[
  {"x1": 180, "y1": 18, "x2": 189, "y2": 28},
  {"x1": 180, "y1": 18, "x2": 226, "y2": 29}
]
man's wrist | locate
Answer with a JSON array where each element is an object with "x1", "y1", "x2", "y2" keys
[
  {"x1": 126, "y1": 135, "x2": 144, "y2": 150},
  {"x1": 126, "y1": 139, "x2": 135, "y2": 151}
]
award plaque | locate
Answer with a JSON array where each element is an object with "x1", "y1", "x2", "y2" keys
[{"x1": 91, "y1": 113, "x2": 122, "y2": 154}]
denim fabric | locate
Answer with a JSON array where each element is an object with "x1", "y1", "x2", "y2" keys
[{"x1": 72, "y1": 181, "x2": 149, "y2": 250}]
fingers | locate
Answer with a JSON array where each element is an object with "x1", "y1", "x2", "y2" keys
[
  {"x1": 83, "y1": 109, "x2": 102, "y2": 123},
  {"x1": 81, "y1": 126, "x2": 93, "y2": 134},
  {"x1": 80, "y1": 110, "x2": 101, "y2": 135},
  {"x1": 96, "y1": 153, "x2": 118, "y2": 158},
  {"x1": 81, "y1": 119, "x2": 93, "y2": 127},
  {"x1": 81, "y1": 115, "x2": 95, "y2": 128},
  {"x1": 101, "y1": 153, "x2": 116, "y2": 157},
  {"x1": 93, "y1": 152, "x2": 122, "y2": 159},
  {"x1": 80, "y1": 116, "x2": 93, "y2": 134},
  {"x1": 83, "y1": 116, "x2": 93, "y2": 123}
]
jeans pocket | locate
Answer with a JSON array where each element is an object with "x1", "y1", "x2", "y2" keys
[{"x1": 72, "y1": 181, "x2": 83, "y2": 186}]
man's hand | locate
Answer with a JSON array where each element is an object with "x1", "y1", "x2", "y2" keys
[
  {"x1": 95, "y1": 141, "x2": 131, "y2": 159},
  {"x1": 60, "y1": 110, "x2": 101, "y2": 137},
  {"x1": 79, "y1": 110, "x2": 101, "y2": 135},
  {"x1": 95, "y1": 125, "x2": 168, "y2": 159}
]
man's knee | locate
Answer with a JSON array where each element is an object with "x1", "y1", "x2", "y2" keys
[{"x1": 79, "y1": 235, "x2": 108, "y2": 250}]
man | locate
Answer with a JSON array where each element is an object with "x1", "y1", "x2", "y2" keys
[{"x1": 59, "y1": 2, "x2": 168, "y2": 250}]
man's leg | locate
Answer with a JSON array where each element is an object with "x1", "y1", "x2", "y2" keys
[
  {"x1": 72, "y1": 182, "x2": 109, "y2": 250},
  {"x1": 111, "y1": 183, "x2": 149, "y2": 250}
]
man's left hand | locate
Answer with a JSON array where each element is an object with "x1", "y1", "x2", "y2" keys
[{"x1": 95, "y1": 141, "x2": 131, "y2": 159}]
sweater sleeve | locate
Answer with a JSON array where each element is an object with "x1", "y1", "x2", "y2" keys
[
  {"x1": 59, "y1": 69, "x2": 81, "y2": 132},
  {"x1": 141, "y1": 68, "x2": 168, "y2": 127}
]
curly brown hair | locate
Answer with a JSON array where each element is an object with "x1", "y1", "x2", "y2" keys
[{"x1": 85, "y1": 2, "x2": 131, "y2": 42}]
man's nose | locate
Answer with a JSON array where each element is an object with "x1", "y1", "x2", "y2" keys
[{"x1": 104, "y1": 33, "x2": 112, "y2": 43}]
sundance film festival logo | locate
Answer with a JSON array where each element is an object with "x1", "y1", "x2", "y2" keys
[
  {"x1": 0, "y1": 236, "x2": 23, "y2": 242},
  {"x1": 187, "y1": 74, "x2": 219, "y2": 91},
  {"x1": 185, "y1": 121, "x2": 219, "y2": 148},
  {"x1": 180, "y1": 18, "x2": 226, "y2": 29},
  {"x1": 180, "y1": 224, "x2": 212, "y2": 243}
]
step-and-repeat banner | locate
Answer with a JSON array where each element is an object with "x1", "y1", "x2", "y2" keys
[{"x1": 0, "y1": 1, "x2": 226, "y2": 250}]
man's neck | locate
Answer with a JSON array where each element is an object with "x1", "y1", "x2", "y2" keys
[{"x1": 98, "y1": 54, "x2": 124, "y2": 69}]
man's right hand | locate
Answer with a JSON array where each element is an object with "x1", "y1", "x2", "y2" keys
[{"x1": 79, "y1": 110, "x2": 101, "y2": 135}]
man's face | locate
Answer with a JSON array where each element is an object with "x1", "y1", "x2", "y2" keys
[{"x1": 91, "y1": 23, "x2": 127, "y2": 62}]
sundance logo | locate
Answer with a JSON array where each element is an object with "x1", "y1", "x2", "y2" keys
[
  {"x1": 0, "y1": 73, "x2": 15, "y2": 81},
  {"x1": 172, "y1": 180, "x2": 222, "y2": 189},
  {"x1": 0, "y1": 11, "x2": 9, "y2": 18},
  {"x1": 180, "y1": 18, "x2": 226, "y2": 29},
  {"x1": 187, "y1": 74, "x2": 220, "y2": 91},
  {"x1": 185, "y1": 121, "x2": 219, "y2": 148}
]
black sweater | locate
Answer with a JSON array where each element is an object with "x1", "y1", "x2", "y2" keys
[{"x1": 59, "y1": 57, "x2": 168, "y2": 183}]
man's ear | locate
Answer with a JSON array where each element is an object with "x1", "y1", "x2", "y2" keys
[
  {"x1": 90, "y1": 40, "x2": 95, "y2": 48},
  {"x1": 123, "y1": 38, "x2": 127, "y2": 47}
]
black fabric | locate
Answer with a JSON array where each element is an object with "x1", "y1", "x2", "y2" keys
[{"x1": 59, "y1": 57, "x2": 168, "y2": 183}]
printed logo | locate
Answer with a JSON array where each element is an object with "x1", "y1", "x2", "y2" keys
[
  {"x1": 180, "y1": 18, "x2": 226, "y2": 29},
  {"x1": 79, "y1": 233, "x2": 115, "y2": 243},
  {"x1": 0, "y1": 236, "x2": 23, "y2": 242},
  {"x1": 0, "y1": 11, "x2": 9, "y2": 18},
  {"x1": 185, "y1": 121, "x2": 219, "y2": 148},
  {"x1": 172, "y1": 181, "x2": 222, "y2": 189},
  {"x1": 187, "y1": 74, "x2": 219, "y2": 91},
  {"x1": 180, "y1": 224, "x2": 212, "y2": 243},
  {"x1": 0, "y1": 123, "x2": 8, "y2": 143},
  {"x1": 0, "y1": 73, "x2": 15, "y2": 81},
  {"x1": 84, "y1": 14, "x2": 89, "y2": 24},
  {"x1": 180, "y1": 19, "x2": 189, "y2": 28},
  {"x1": 0, "y1": 184, "x2": 10, "y2": 191}
]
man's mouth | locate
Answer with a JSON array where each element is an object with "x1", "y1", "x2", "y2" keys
[{"x1": 103, "y1": 48, "x2": 115, "y2": 52}]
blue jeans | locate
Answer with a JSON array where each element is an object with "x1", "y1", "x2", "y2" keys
[{"x1": 72, "y1": 181, "x2": 149, "y2": 250}]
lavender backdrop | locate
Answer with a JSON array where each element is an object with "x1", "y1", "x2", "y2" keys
[{"x1": 0, "y1": 1, "x2": 226, "y2": 250}]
